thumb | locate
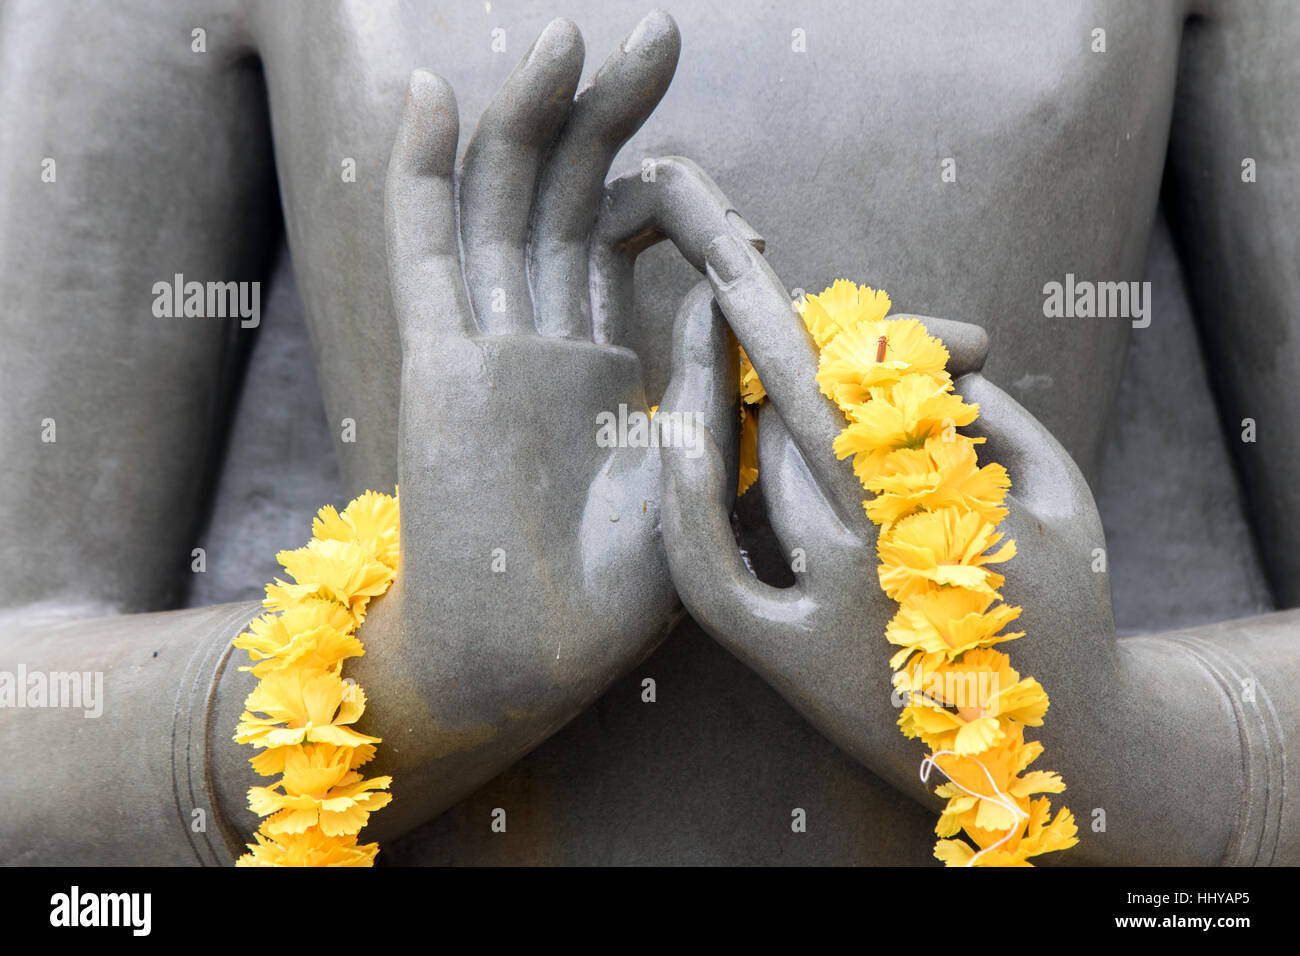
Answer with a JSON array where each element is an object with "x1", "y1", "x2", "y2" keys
[{"x1": 654, "y1": 280, "x2": 741, "y2": 488}]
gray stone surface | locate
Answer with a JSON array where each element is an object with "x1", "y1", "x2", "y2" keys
[
  {"x1": 1097, "y1": 212, "x2": 1272, "y2": 635},
  {"x1": 186, "y1": 245, "x2": 345, "y2": 609}
]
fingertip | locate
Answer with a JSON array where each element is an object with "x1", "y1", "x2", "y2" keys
[
  {"x1": 394, "y1": 69, "x2": 459, "y2": 174},
  {"x1": 404, "y1": 69, "x2": 456, "y2": 116},
  {"x1": 624, "y1": 9, "x2": 681, "y2": 63},
  {"x1": 491, "y1": 18, "x2": 582, "y2": 135},
  {"x1": 546, "y1": 15, "x2": 582, "y2": 41},
  {"x1": 706, "y1": 233, "x2": 757, "y2": 287},
  {"x1": 670, "y1": 280, "x2": 729, "y2": 373},
  {"x1": 579, "y1": 10, "x2": 678, "y2": 115},
  {"x1": 725, "y1": 210, "x2": 765, "y2": 253},
  {"x1": 675, "y1": 277, "x2": 716, "y2": 331},
  {"x1": 407, "y1": 67, "x2": 440, "y2": 94},
  {"x1": 530, "y1": 16, "x2": 585, "y2": 70},
  {"x1": 953, "y1": 325, "x2": 990, "y2": 376}
]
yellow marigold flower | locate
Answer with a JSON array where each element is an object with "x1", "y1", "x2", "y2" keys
[
  {"x1": 247, "y1": 745, "x2": 392, "y2": 838},
  {"x1": 233, "y1": 599, "x2": 363, "y2": 678},
  {"x1": 876, "y1": 507, "x2": 1016, "y2": 602},
  {"x1": 864, "y1": 434, "x2": 1009, "y2": 529},
  {"x1": 737, "y1": 404, "x2": 760, "y2": 496},
  {"x1": 265, "y1": 537, "x2": 395, "y2": 624},
  {"x1": 235, "y1": 668, "x2": 379, "y2": 751},
  {"x1": 236, "y1": 489, "x2": 397, "y2": 866},
  {"x1": 931, "y1": 725, "x2": 1065, "y2": 838},
  {"x1": 738, "y1": 345, "x2": 766, "y2": 405},
  {"x1": 313, "y1": 490, "x2": 401, "y2": 569},
  {"x1": 895, "y1": 648, "x2": 1050, "y2": 755},
  {"x1": 797, "y1": 279, "x2": 892, "y2": 350},
  {"x1": 816, "y1": 318, "x2": 950, "y2": 412},
  {"x1": 833, "y1": 374, "x2": 979, "y2": 485},
  {"x1": 736, "y1": 343, "x2": 764, "y2": 494},
  {"x1": 237, "y1": 829, "x2": 381, "y2": 867},
  {"x1": 885, "y1": 588, "x2": 1023, "y2": 670},
  {"x1": 934, "y1": 798, "x2": 1078, "y2": 867},
  {"x1": 248, "y1": 739, "x2": 376, "y2": 777}
]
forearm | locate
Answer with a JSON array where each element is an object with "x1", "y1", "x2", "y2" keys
[
  {"x1": 0, "y1": 578, "x2": 599, "y2": 864},
  {"x1": 968, "y1": 608, "x2": 1295, "y2": 866},
  {"x1": 0, "y1": 600, "x2": 260, "y2": 865},
  {"x1": 1165, "y1": 3, "x2": 1300, "y2": 604},
  {"x1": 1112, "y1": 611, "x2": 1300, "y2": 865}
]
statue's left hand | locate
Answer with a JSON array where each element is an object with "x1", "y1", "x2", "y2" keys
[{"x1": 656, "y1": 237, "x2": 1134, "y2": 857}]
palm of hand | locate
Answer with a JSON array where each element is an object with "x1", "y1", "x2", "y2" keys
[
  {"x1": 661, "y1": 239, "x2": 1116, "y2": 806},
  {"x1": 382, "y1": 14, "x2": 756, "y2": 716}
]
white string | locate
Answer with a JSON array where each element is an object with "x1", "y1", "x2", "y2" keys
[{"x1": 920, "y1": 749, "x2": 1030, "y2": 867}]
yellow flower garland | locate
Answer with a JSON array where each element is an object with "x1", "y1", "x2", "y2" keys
[
  {"x1": 740, "y1": 281, "x2": 1078, "y2": 866},
  {"x1": 231, "y1": 490, "x2": 400, "y2": 866},
  {"x1": 226, "y1": 290, "x2": 1078, "y2": 866}
]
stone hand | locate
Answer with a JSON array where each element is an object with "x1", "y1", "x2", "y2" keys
[
  {"x1": 364, "y1": 12, "x2": 758, "y2": 829},
  {"x1": 659, "y1": 236, "x2": 1124, "y2": 827}
]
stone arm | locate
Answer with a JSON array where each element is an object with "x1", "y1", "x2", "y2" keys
[
  {"x1": 1163, "y1": 1, "x2": 1300, "y2": 607},
  {"x1": 0, "y1": 13, "x2": 760, "y2": 864},
  {"x1": 659, "y1": 237, "x2": 1295, "y2": 865},
  {"x1": 0, "y1": 4, "x2": 281, "y2": 615}
]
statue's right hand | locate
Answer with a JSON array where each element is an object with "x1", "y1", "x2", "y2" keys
[{"x1": 372, "y1": 14, "x2": 757, "y2": 758}]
